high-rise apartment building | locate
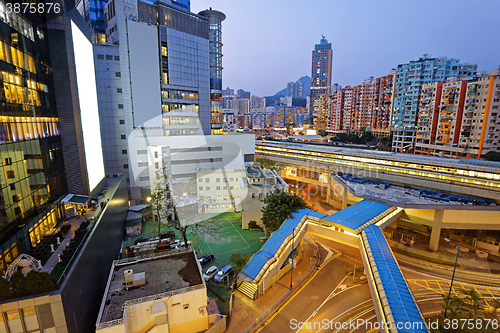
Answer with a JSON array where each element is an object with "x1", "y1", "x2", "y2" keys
[
  {"x1": 371, "y1": 72, "x2": 396, "y2": 137},
  {"x1": 273, "y1": 105, "x2": 294, "y2": 127},
  {"x1": 224, "y1": 87, "x2": 234, "y2": 96},
  {"x1": 237, "y1": 89, "x2": 251, "y2": 99},
  {"x1": 287, "y1": 81, "x2": 305, "y2": 99},
  {"x1": 313, "y1": 95, "x2": 329, "y2": 130},
  {"x1": 239, "y1": 98, "x2": 250, "y2": 114},
  {"x1": 250, "y1": 95, "x2": 266, "y2": 110},
  {"x1": 415, "y1": 70, "x2": 500, "y2": 158},
  {"x1": 310, "y1": 36, "x2": 333, "y2": 117},
  {"x1": 199, "y1": 9, "x2": 226, "y2": 135},
  {"x1": 327, "y1": 86, "x2": 352, "y2": 132},
  {"x1": 351, "y1": 78, "x2": 374, "y2": 131},
  {"x1": 391, "y1": 57, "x2": 477, "y2": 152}
]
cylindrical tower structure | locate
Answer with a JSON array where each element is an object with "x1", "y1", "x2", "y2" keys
[{"x1": 198, "y1": 9, "x2": 226, "y2": 134}]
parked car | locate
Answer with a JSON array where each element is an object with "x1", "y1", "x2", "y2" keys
[
  {"x1": 203, "y1": 266, "x2": 219, "y2": 282},
  {"x1": 213, "y1": 265, "x2": 234, "y2": 283},
  {"x1": 170, "y1": 239, "x2": 181, "y2": 249},
  {"x1": 134, "y1": 236, "x2": 150, "y2": 245},
  {"x1": 160, "y1": 231, "x2": 175, "y2": 240},
  {"x1": 198, "y1": 254, "x2": 214, "y2": 266},
  {"x1": 180, "y1": 240, "x2": 191, "y2": 247}
]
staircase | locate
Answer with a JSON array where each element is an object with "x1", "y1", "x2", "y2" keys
[{"x1": 237, "y1": 280, "x2": 258, "y2": 300}]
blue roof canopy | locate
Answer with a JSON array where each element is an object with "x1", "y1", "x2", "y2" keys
[
  {"x1": 242, "y1": 208, "x2": 325, "y2": 280},
  {"x1": 363, "y1": 225, "x2": 427, "y2": 332},
  {"x1": 323, "y1": 200, "x2": 391, "y2": 233}
]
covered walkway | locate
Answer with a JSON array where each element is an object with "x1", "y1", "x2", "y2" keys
[{"x1": 238, "y1": 200, "x2": 428, "y2": 332}]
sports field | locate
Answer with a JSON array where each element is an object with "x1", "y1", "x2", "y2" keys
[{"x1": 123, "y1": 212, "x2": 265, "y2": 314}]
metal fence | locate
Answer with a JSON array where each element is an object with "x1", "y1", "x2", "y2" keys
[{"x1": 240, "y1": 241, "x2": 321, "y2": 333}]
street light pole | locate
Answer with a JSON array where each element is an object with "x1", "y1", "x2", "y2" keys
[
  {"x1": 290, "y1": 227, "x2": 295, "y2": 290},
  {"x1": 444, "y1": 237, "x2": 460, "y2": 318}
]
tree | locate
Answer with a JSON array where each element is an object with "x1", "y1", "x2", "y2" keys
[
  {"x1": 484, "y1": 151, "x2": 500, "y2": 162},
  {"x1": 230, "y1": 253, "x2": 251, "y2": 273},
  {"x1": 171, "y1": 199, "x2": 221, "y2": 246},
  {"x1": 0, "y1": 278, "x2": 10, "y2": 301},
  {"x1": 248, "y1": 220, "x2": 259, "y2": 229},
  {"x1": 261, "y1": 189, "x2": 308, "y2": 230},
  {"x1": 460, "y1": 288, "x2": 484, "y2": 319},
  {"x1": 147, "y1": 168, "x2": 175, "y2": 240},
  {"x1": 255, "y1": 158, "x2": 284, "y2": 172},
  {"x1": 317, "y1": 129, "x2": 327, "y2": 137}
]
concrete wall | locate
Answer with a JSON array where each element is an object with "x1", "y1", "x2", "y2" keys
[
  {"x1": 306, "y1": 224, "x2": 360, "y2": 248},
  {"x1": 61, "y1": 177, "x2": 128, "y2": 333},
  {"x1": 0, "y1": 293, "x2": 67, "y2": 332}
]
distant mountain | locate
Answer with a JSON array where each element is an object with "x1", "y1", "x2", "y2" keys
[{"x1": 274, "y1": 76, "x2": 311, "y2": 97}]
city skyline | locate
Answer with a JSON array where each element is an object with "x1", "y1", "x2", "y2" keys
[{"x1": 192, "y1": 0, "x2": 500, "y2": 97}]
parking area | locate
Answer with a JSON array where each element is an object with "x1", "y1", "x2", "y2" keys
[{"x1": 123, "y1": 212, "x2": 265, "y2": 314}]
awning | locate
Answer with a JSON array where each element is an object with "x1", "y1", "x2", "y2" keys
[
  {"x1": 62, "y1": 194, "x2": 90, "y2": 205},
  {"x1": 128, "y1": 204, "x2": 149, "y2": 212}
]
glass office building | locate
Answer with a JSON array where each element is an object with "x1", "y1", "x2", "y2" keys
[{"x1": 0, "y1": 2, "x2": 68, "y2": 274}]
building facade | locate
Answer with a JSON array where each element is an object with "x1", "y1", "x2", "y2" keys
[
  {"x1": 351, "y1": 78, "x2": 374, "y2": 131},
  {"x1": 371, "y1": 72, "x2": 396, "y2": 137},
  {"x1": 391, "y1": 57, "x2": 477, "y2": 152},
  {"x1": 415, "y1": 70, "x2": 500, "y2": 158},
  {"x1": 0, "y1": 3, "x2": 106, "y2": 275},
  {"x1": 273, "y1": 105, "x2": 294, "y2": 128}
]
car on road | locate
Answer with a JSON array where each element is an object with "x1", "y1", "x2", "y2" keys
[
  {"x1": 134, "y1": 236, "x2": 150, "y2": 245},
  {"x1": 198, "y1": 254, "x2": 214, "y2": 266},
  {"x1": 203, "y1": 266, "x2": 218, "y2": 281},
  {"x1": 213, "y1": 265, "x2": 234, "y2": 283}
]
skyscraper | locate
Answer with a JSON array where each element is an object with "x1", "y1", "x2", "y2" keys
[
  {"x1": 287, "y1": 81, "x2": 305, "y2": 99},
  {"x1": 310, "y1": 36, "x2": 333, "y2": 124},
  {"x1": 199, "y1": 9, "x2": 226, "y2": 135},
  {"x1": 391, "y1": 56, "x2": 477, "y2": 152},
  {"x1": 0, "y1": 3, "x2": 105, "y2": 278}
]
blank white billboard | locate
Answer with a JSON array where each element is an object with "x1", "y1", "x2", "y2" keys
[{"x1": 71, "y1": 21, "x2": 105, "y2": 192}]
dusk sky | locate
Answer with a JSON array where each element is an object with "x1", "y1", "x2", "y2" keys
[{"x1": 192, "y1": 0, "x2": 500, "y2": 97}]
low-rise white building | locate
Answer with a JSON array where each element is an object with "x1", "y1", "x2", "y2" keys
[
  {"x1": 240, "y1": 165, "x2": 289, "y2": 229},
  {"x1": 127, "y1": 127, "x2": 255, "y2": 204},
  {"x1": 96, "y1": 249, "x2": 221, "y2": 333},
  {"x1": 195, "y1": 168, "x2": 245, "y2": 213}
]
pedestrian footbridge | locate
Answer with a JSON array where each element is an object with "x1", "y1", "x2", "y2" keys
[{"x1": 238, "y1": 200, "x2": 428, "y2": 332}]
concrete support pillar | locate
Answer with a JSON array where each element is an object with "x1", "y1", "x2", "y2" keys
[
  {"x1": 429, "y1": 210, "x2": 444, "y2": 252},
  {"x1": 341, "y1": 186, "x2": 348, "y2": 210}
]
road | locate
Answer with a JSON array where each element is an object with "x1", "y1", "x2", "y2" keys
[
  {"x1": 259, "y1": 234, "x2": 500, "y2": 333},
  {"x1": 260, "y1": 239, "x2": 372, "y2": 333}
]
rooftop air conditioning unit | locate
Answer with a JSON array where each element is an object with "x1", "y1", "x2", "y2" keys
[{"x1": 124, "y1": 269, "x2": 133, "y2": 284}]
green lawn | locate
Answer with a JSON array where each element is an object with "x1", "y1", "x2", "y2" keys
[{"x1": 124, "y1": 212, "x2": 266, "y2": 314}]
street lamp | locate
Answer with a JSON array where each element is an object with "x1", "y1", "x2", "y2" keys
[
  {"x1": 444, "y1": 237, "x2": 460, "y2": 318},
  {"x1": 290, "y1": 227, "x2": 306, "y2": 290},
  {"x1": 146, "y1": 196, "x2": 151, "y2": 202}
]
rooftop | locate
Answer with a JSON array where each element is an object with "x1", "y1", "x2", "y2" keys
[
  {"x1": 362, "y1": 225, "x2": 427, "y2": 332},
  {"x1": 323, "y1": 200, "x2": 393, "y2": 234},
  {"x1": 246, "y1": 165, "x2": 264, "y2": 178},
  {"x1": 256, "y1": 140, "x2": 500, "y2": 174},
  {"x1": 100, "y1": 250, "x2": 203, "y2": 323},
  {"x1": 337, "y1": 174, "x2": 499, "y2": 209}
]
